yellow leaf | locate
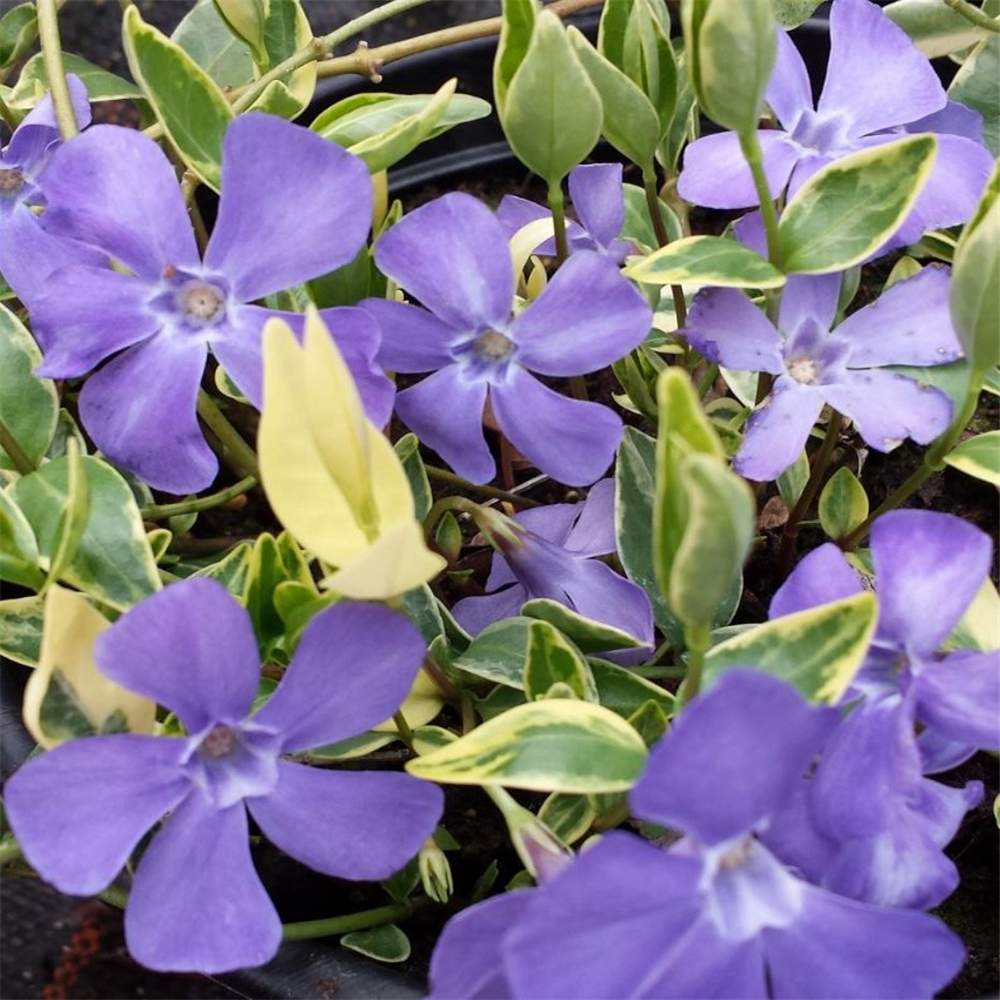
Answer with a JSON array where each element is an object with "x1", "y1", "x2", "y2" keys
[{"x1": 23, "y1": 586, "x2": 155, "y2": 748}]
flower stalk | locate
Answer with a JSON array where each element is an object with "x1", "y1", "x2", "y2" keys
[{"x1": 35, "y1": 0, "x2": 78, "y2": 140}]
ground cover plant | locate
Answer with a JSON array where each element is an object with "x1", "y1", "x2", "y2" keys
[{"x1": 0, "y1": 0, "x2": 998, "y2": 996}]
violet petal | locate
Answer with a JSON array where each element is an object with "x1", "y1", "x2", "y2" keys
[
  {"x1": 914, "y1": 649, "x2": 1000, "y2": 750},
  {"x1": 684, "y1": 287, "x2": 785, "y2": 373},
  {"x1": 765, "y1": 28, "x2": 813, "y2": 131},
  {"x1": 769, "y1": 543, "x2": 862, "y2": 619},
  {"x1": 361, "y1": 297, "x2": 455, "y2": 373},
  {"x1": 777, "y1": 273, "x2": 841, "y2": 336},
  {"x1": 568, "y1": 163, "x2": 625, "y2": 249},
  {"x1": 733, "y1": 381, "x2": 823, "y2": 482}
]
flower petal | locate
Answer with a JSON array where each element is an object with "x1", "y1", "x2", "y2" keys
[
  {"x1": 631, "y1": 670, "x2": 837, "y2": 844},
  {"x1": 766, "y1": 28, "x2": 813, "y2": 131},
  {"x1": 126, "y1": 796, "x2": 281, "y2": 972},
  {"x1": 777, "y1": 273, "x2": 841, "y2": 337},
  {"x1": 914, "y1": 649, "x2": 1000, "y2": 750},
  {"x1": 834, "y1": 264, "x2": 962, "y2": 368},
  {"x1": 4, "y1": 734, "x2": 189, "y2": 896},
  {"x1": 684, "y1": 288, "x2": 784, "y2": 373},
  {"x1": 917, "y1": 728, "x2": 979, "y2": 774},
  {"x1": 769, "y1": 543, "x2": 862, "y2": 619},
  {"x1": 871, "y1": 509, "x2": 993, "y2": 654},
  {"x1": 255, "y1": 603, "x2": 426, "y2": 752},
  {"x1": 514, "y1": 504, "x2": 584, "y2": 549},
  {"x1": 374, "y1": 192, "x2": 513, "y2": 331},
  {"x1": 248, "y1": 762, "x2": 443, "y2": 881},
  {"x1": 491, "y1": 369, "x2": 622, "y2": 486},
  {"x1": 20, "y1": 74, "x2": 91, "y2": 133},
  {"x1": 361, "y1": 297, "x2": 455, "y2": 373},
  {"x1": 510, "y1": 251, "x2": 651, "y2": 376},
  {"x1": 77, "y1": 333, "x2": 216, "y2": 494},
  {"x1": 678, "y1": 130, "x2": 799, "y2": 210},
  {"x1": 733, "y1": 381, "x2": 823, "y2": 482},
  {"x1": 452, "y1": 586, "x2": 527, "y2": 638},
  {"x1": 907, "y1": 100, "x2": 985, "y2": 143},
  {"x1": 818, "y1": 0, "x2": 945, "y2": 137},
  {"x1": 396, "y1": 366, "x2": 492, "y2": 483},
  {"x1": 31, "y1": 267, "x2": 159, "y2": 377},
  {"x1": 569, "y1": 163, "x2": 625, "y2": 249},
  {"x1": 205, "y1": 114, "x2": 372, "y2": 301},
  {"x1": 40, "y1": 124, "x2": 199, "y2": 281},
  {"x1": 566, "y1": 478, "x2": 617, "y2": 555},
  {"x1": 822, "y1": 370, "x2": 952, "y2": 452},
  {"x1": 95, "y1": 578, "x2": 260, "y2": 733}
]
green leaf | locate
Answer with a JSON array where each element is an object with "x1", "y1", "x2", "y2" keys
[
  {"x1": 818, "y1": 466, "x2": 869, "y2": 541},
  {"x1": 406, "y1": 699, "x2": 647, "y2": 793},
  {"x1": 244, "y1": 531, "x2": 315, "y2": 657},
  {"x1": 41, "y1": 441, "x2": 89, "y2": 588},
  {"x1": 0, "y1": 489, "x2": 45, "y2": 590},
  {"x1": 778, "y1": 135, "x2": 938, "y2": 274},
  {"x1": 493, "y1": 0, "x2": 540, "y2": 117},
  {"x1": 950, "y1": 35, "x2": 999, "y2": 156},
  {"x1": 190, "y1": 539, "x2": 254, "y2": 595},
  {"x1": 622, "y1": 182, "x2": 682, "y2": 250},
  {"x1": 173, "y1": 0, "x2": 255, "y2": 87},
  {"x1": 0, "y1": 303, "x2": 59, "y2": 475},
  {"x1": 944, "y1": 431, "x2": 1000, "y2": 486},
  {"x1": 453, "y1": 616, "x2": 532, "y2": 688},
  {"x1": 523, "y1": 620, "x2": 597, "y2": 702},
  {"x1": 949, "y1": 161, "x2": 999, "y2": 370},
  {"x1": 884, "y1": 0, "x2": 990, "y2": 58},
  {"x1": 682, "y1": 0, "x2": 776, "y2": 134},
  {"x1": 615, "y1": 426, "x2": 682, "y2": 646},
  {"x1": 704, "y1": 592, "x2": 878, "y2": 702},
  {"x1": 340, "y1": 925, "x2": 410, "y2": 963},
  {"x1": 626, "y1": 235, "x2": 786, "y2": 288},
  {"x1": 8, "y1": 52, "x2": 144, "y2": 108},
  {"x1": 568, "y1": 28, "x2": 661, "y2": 169},
  {"x1": 773, "y1": 0, "x2": 824, "y2": 29},
  {"x1": 9, "y1": 454, "x2": 160, "y2": 610},
  {"x1": 590, "y1": 657, "x2": 675, "y2": 719},
  {"x1": 538, "y1": 792, "x2": 597, "y2": 844},
  {"x1": 776, "y1": 450, "x2": 810, "y2": 508},
  {"x1": 124, "y1": 5, "x2": 234, "y2": 191},
  {"x1": 503, "y1": 10, "x2": 603, "y2": 186},
  {"x1": 0, "y1": 3, "x2": 37, "y2": 72},
  {"x1": 253, "y1": 0, "x2": 315, "y2": 116},
  {"x1": 0, "y1": 593, "x2": 45, "y2": 665},
  {"x1": 627, "y1": 698, "x2": 669, "y2": 746},
  {"x1": 213, "y1": 0, "x2": 267, "y2": 63},
  {"x1": 521, "y1": 598, "x2": 646, "y2": 654}
]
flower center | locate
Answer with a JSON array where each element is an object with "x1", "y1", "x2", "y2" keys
[
  {"x1": 178, "y1": 280, "x2": 226, "y2": 324},
  {"x1": 786, "y1": 355, "x2": 819, "y2": 385},
  {"x1": 473, "y1": 330, "x2": 515, "y2": 361},
  {"x1": 791, "y1": 109, "x2": 852, "y2": 156},
  {"x1": 200, "y1": 724, "x2": 237, "y2": 759},
  {"x1": 0, "y1": 167, "x2": 25, "y2": 195}
]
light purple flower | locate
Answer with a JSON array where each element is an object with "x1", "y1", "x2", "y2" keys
[
  {"x1": 26, "y1": 113, "x2": 388, "y2": 493},
  {"x1": 684, "y1": 268, "x2": 961, "y2": 481},
  {"x1": 496, "y1": 163, "x2": 634, "y2": 264},
  {"x1": 771, "y1": 509, "x2": 999, "y2": 772},
  {"x1": 678, "y1": 0, "x2": 993, "y2": 247},
  {"x1": 453, "y1": 480, "x2": 653, "y2": 660},
  {"x1": 0, "y1": 76, "x2": 104, "y2": 303},
  {"x1": 3, "y1": 579, "x2": 443, "y2": 973},
  {"x1": 499, "y1": 671, "x2": 965, "y2": 999},
  {"x1": 362, "y1": 192, "x2": 652, "y2": 486}
]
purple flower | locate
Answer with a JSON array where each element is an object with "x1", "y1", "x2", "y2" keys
[
  {"x1": 26, "y1": 113, "x2": 388, "y2": 493},
  {"x1": 362, "y1": 192, "x2": 652, "y2": 486},
  {"x1": 3, "y1": 579, "x2": 443, "y2": 973},
  {"x1": 684, "y1": 269, "x2": 961, "y2": 481},
  {"x1": 452, "y1": 480, "x2": 653, "y2": 660},
  {"x1": 496, "y1": 163, "x2": 634, "y2": 264},
  {"x1": 771, "y1": 509, "x2": 999, "y2": 772},
  {"x1": 678, "y1": 0, "x2": 993, "y2": 246},
  {"x1": 0, "y1": 76, "x2": 105, "y2": 303},
  {"x1": 497, "y1": 671, "x2": 965, "y2": 999}
]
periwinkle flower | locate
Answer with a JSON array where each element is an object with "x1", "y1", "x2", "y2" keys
[
  {"x1": 678, "y1": 0, "x2": 993, "y2": 246},
  {"x1": 362, "y1": 192, "x2": 652, "y2": 486},
  {"x1": 495, "y1": 671, "x2": 965, "y2": 999},
  {"x1": 452, "y1": 480, "x2": 653, "y2": 659},
  {"x1": 496, "y1": 163, "x2": 634, "y2": 264},
  {"x1": 0, "y1": 76, "x2": 104, "y2": 303},
  {"x1": 4, "y1": 578, "x2": 444, "y2": 973},
  {"x1": 26, "y1": 113, "x2": 388, "y2": 493},
  {"x1": 684, "y1": 268, "x2": 961, "y2": 481}
]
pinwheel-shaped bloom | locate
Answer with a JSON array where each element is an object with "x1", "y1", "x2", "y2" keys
[
  {"x1": 0, "y1": 76, "x2": 104, "y2": 303},
  {"x1": 452, "y1": 480, "x2": 653, "y2": 659},
  {"x1": 4, "y1": 579, "x2": 444, "y2": 973},
  {"x1": 497, "y1": 163, "x2": 634, "y2": 264},
  {"x1": 678, "y1": 0, "x2": 993, "y2": 246},
  {"x1": 26, "y1": 113, "x2": 386, "y2": 494},
  {"x1": 494, "y1": 671, "x2": 965, "y2": 999},
  {"x1": 363, "y1": 192, "x2": 652, "y2": 485},
  {"x1": 771, "y1": 509, "x2": 999, "y2": 773},
  {"x1": 685, "y1": 268, "x2": 961, "y2": 481}
]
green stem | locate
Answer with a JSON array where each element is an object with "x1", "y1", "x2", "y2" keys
[
  {"x1": 392, "y1": 709, "x2": 415, "y2": 753},
  {"x1": 944, "y1": 0, "x2": 1000, "y2": 31},
  {"x1": 97, "y1": 884, "x2": 129, "y2": 909},
  {"x1": 643, "y1": 170, "x2": 687, "y2": 328},
  {"x1": 0, "y1": 839, "x2": 23, "y2": 866},
  {"x1": 639, "y1": 636, "x2": 673, "y2": 668},
  {"x1": 140, "y1": 475, "x2": 256, "y2": 521},
  {"x1": 777, "y1": 412, "x2": 842, "y2": 575},
  {"x1": 232, "y1": 0, "x2": 435, "y2": 114},
  {"x1": 196, "y1": 391, "x2": 260, "y2": 481},
  {"x1": 0, "y1": 420, "x2": 36, "y2": 476},
  {"x1": 548, "y1": 181, "x2": 569, "y2": 266},
  {"x1": 738, "y1": 130, "x2": 782, "y2": 269},
  {"x1": 425, "y1": 464, "x2": 541, "y2": 507},
  {"x1": 631, "y1": 664, "x2": 686, "y2": 680},
  {"x1": 0, "y1": 93, "x2": 19, "y2": 131},
  {"x1": 840, "y1": 372, "x2": 984, "y2": 550},
  {"x1": 283, "y1": 898, "x2": 424, "y2": 941},
  {"x1": 36, "y1": 0, "x2": 78, "y2": 139},
  {"x1": 679, "y1": 622, "x2": 711, "y2": 708}
]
